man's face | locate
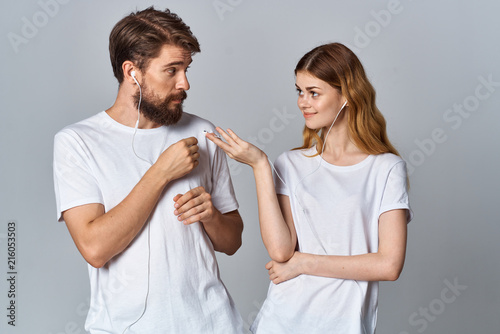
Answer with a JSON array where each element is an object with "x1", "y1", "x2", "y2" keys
[{"x1": 134, "y1": 44, "x2": 192, "y2": 126}]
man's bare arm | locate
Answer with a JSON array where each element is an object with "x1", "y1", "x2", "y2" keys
[{"x1": 63, "y1": 137, "x2": 199, "y2": 268}]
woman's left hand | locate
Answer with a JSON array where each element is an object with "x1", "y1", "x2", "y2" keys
[{"x1": 266, "y1": 251, "x2": 305, "y2": 284}]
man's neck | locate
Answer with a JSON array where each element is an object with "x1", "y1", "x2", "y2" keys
[{"x1": 106, "y1": 87, "x2": 160, "y2": 129}]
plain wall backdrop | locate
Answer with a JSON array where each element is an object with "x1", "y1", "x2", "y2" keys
[{"x1": 1, "y1": 0, "x2": 499, "y2": 333}]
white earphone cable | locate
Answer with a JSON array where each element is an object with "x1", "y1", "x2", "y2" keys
[
  {"x1": 131, "y1": 76, "x2": 152, "y2": 165},
  {"x1": 122, "y1": 73, "x2": 152, "y2": 334}
]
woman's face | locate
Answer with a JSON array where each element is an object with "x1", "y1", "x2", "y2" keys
[{"x1": 295, "y1": 71, "x2": 346, "y2": 130}]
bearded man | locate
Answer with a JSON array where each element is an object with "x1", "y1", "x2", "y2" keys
[{"x1": 53, "y1": 7, "x2": 244, "y2": 333}]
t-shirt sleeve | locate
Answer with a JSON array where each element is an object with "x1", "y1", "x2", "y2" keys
[
  {"x1": 379, "y1": 160, "x2": 413, "y2": 223},
  {"x1": 209, "y1": 144, "x2": 239, "y2": 214},
  {"x1": 53, "y1": 130, "x2": 104, "y2": 222},
  {"x1": 273, "y1": 153, "x2": 290, "y2": 196}
]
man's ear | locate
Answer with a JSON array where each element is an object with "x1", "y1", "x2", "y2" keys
[{"x1": 122, "y1": 61, "x2": 140, "y2": 85}]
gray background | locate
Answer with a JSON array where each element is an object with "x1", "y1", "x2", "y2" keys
[{"x1": 1, "y1": 0, "x2": 499, "y2": 333}]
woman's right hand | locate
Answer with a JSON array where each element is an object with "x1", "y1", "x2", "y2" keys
[{"x1": 206, "y1": 127, "x2": 267, "y2": 168}]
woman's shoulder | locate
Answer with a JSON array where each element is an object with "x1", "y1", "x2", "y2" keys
[
  {"x1": 276, "y1": 147, "x2": 315, "y2": 163},
  {"x1": 372, "y1": 152, "x2": 406, "y2": 171}
]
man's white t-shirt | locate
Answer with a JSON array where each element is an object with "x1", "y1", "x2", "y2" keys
[
  {"x1": 251, "y1": 147, "x2": 412, "y2": 334},
  {"x1": 53, "y1": 111, "x2": 243, "y2": 334}
]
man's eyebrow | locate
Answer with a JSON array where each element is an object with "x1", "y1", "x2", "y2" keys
[
  {"x1": 163, "y1": 59, "x2": 193, "y2": 68},
  {"x1": 163, "y1": 61, "x2": 185, "y2": 67}
]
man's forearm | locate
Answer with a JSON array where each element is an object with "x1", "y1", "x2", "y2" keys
[
  {"x1": 202, "y1": 210, "x2": 243, "y2": 255},
  {"x1": 64, "y1": 164, "x2": 168, "y2": 268}
]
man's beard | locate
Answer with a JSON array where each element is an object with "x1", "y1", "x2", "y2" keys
[{"x1": 133, "y1": 83, "x2": 187, "y2": 126}]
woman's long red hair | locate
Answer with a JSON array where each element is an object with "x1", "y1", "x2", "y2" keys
[{"x1": 294, "y1": 43, "x2": 400, "y2": 158}]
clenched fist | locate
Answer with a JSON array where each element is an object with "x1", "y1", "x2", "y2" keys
[{"x1": 155, "y1": 137, "x2": 200, "y2": 183}]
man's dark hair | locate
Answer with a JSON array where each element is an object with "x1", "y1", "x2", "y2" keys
[{"x1": 109, "y1": 7, "x2": 201, "y2": 83}]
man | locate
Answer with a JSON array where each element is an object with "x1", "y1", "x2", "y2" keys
[{"x1": 53, "y1": 7, "x2": 244, "y2": 333}]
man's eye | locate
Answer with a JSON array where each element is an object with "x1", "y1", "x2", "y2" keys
[{"x1": 167, "y1": 68, "x2": 176, "y2": 74}]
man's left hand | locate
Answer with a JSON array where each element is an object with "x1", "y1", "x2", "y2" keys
[{"x1": 173, "y1": 186, "x2": 218, "y2": 225}]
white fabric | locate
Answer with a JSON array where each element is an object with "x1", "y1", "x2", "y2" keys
[
  {"x1": 53, "y1": 111, "x2": 243, "y2": 334},
  {"x1": 251, "y1": 147, "x2": 412, "y2": 334}
]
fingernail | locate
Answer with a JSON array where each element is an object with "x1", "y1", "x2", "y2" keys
[
  {"x1": 174, "y1": 203, "x2": 179, "y2": 208},
  {"x1": 174, "y1": 210, "x2": 178, "y2": 215}
]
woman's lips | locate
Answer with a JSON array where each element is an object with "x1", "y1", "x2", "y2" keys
[{"x1": 303, "y1": 112, "x2": 316, "y2": 119}]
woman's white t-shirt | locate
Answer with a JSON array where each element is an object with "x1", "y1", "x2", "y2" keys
[{"x1": 251, "y1": 147, "x2": 412, "y2": 334}]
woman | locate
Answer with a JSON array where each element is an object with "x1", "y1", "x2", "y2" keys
[{"x1": 206, "y1": 42, "x2": 412, "y2": 333}]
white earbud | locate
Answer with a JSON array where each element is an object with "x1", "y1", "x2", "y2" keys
[
  {"x1": 131, "y1": 70, "x2": 140, "y2": 87},
  {"x1": 340, "y1": 100, "x2": 348, "y2": 110},
  {"x1": 203, "y1": 130, "x2": 220, "y2": 139}
]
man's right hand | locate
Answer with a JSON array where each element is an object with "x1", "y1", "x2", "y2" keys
[{"x1": 155, "y1": 137, "x2": 200, "y2": 183}]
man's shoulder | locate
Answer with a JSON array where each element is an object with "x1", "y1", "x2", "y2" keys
[
  {"x1": 56, "y1": 112, "x2": 105, "y2": 135},
  {"x1": 173, "y1": 112, "x2": 216, "y2": 133},
  {"x1": 54, "y1": 112, "x2": 107, "y2": 147},
  {"x1": 178, "y1": 112, "x2": 214, "y2": 126}
]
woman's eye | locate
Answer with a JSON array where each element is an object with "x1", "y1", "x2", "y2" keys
[
  {"x1": 311, "y1": 91, "x2": 318, "y2": 97},
  {"x1": 296, "y1": 89, "x2": 303, "y2": 96}
]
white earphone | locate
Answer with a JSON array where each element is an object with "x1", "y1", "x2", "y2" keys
[
  {"x1": 130, "y1": 69, "x2": 143, "y2": 132},
  {"x1": 131, "y1": 70, "x2": 140, "y2": 87}
]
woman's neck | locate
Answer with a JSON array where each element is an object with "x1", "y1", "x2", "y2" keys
[{"x1": 320, "y1": 114, "x2": 368, "y2": 166}]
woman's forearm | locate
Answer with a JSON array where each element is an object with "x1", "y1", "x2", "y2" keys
[
  {"x1": 298, "y1": 251, "x2": 403, "y2": 281},
  {"x1": 253, "y1": 160, "x2": 296, "y2": 262}
]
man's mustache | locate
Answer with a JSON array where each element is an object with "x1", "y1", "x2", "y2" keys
[{"x1": 167, "y1": 90, "x2": 187, "y2": 103}]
